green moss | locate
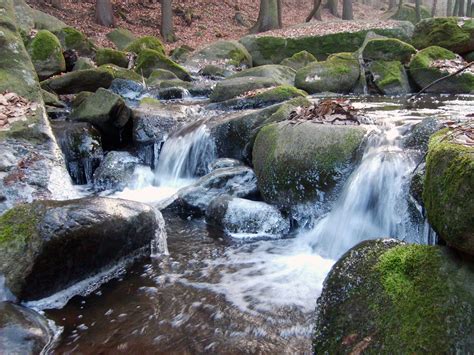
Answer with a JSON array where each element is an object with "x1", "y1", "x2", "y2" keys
[
  {"x1": 29, "y1": 30, "x2": 62, "y2": 61},
  {"x1": 280, "y1": 50, "x2": 317, "y2": 70},
  {"x1": 363, "y1": 38, "x2": 416, "y2": 63},
  {"x1": 95, "y1": 48, "x2": 128, "y2": 68},
  {"x1": 369, "y1": 60, "x2": 411, "y2": 95},
  {"x1": 228, "y1": 48, "x2": 248, "y2": 66},
  {"x1": 98, "y1": 64, "x2": 142, "y2": 82},
  {"x1": 139, "y1": 97, "x2": 161, "y2": 107},
  {"x1": 264, "y1": 96, "x2": 311, "y2": 124},
  {"x1": 124, "y1": 36, "x2": 165, "y2": 55},
  {"x1": 423, "y1": 128, "x2": 474, "y2": 253},
  {"x1": 255, "y1": 85, "x2": 306, "y2": 101},
  {"x1": 170, "y1": 45, "x2": 193, "y2": 62},
  {"x1": 135, "y1": 48, "x2": 191, "y2": 80},
  {"x1": 0, "y1": 205, "x2": 38, "y2": 245}
]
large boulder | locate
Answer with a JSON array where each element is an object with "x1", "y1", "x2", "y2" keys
[
  {"x1": 41, "y1": 69, "x2": 114, "y2": 94},
  {"x1": 73, "y1": 57, "x2": 95, "y2": 71},
  {"x1": 362, "y1": 37, "x2": 416, "y2": 63},
  {"x1": 52, "y1": 27, "x2": 95, "y2": 56},
  {"x1": 98, "y1": 64, "x2": 143, "y2": 83},
  {"x1": 280, "y1": 50, "x2": 317, "y2": 71},
  {"x1": 409, "y1": 46, "x2": 474, "y2": 93},
  {"x1": 124, "y1": 35, "x2": 165, "y2": 55},
  {"x1": 386, "y1": 3, "x2": 431, "y2": 24},
  {"x1": 27, "y1": 30, "x2": 66, "y2": 80},
  {"x1": 210, "y1": 76, "x2": 279, "y2": 102},
  {"x1": 185, "y1": 40, "x2": 252, "y2": 70},
  {"x1": 252, "y1": 121, "x2": 365, "y2": 207},
  {"x1": 106, "y1": 28, "x2": 136, "y2": 51},
  {"x1": 228, "y1": 65, "x2": 296, "y2": 85},
  {"x1": 0, "y1": 302, "x2": 53, "y2": 354},
  {"x1": 69, "y1": 88, "x2": 132, "y2": 148},
  {"x1": 423, "y1": 126, "x2": 474, "y2": 255},
  {"x1": 239, "y1": 21, "x2": 414, "y2": 66},
  {"x1": 314, "y1": 239, "x2": 474, "y2": 353},
  {"x1": 368, "y1": 60, "x2": 411, "y2": 95},
  {"x1": 402, "y1": 117, "x2": 443, "y2": 152},
  {"x1": 32, "y1": 9, "x2": 67, "y2": 32},
  {"x1": 206, "y1": 195, "x2": 290, "y2": 240},
  {"x1": 135, "y1": 49, "x2": 191, "y2": 80},
  {"x1": 411, "y1": 17, "x2": 474, "y2": 54},
  {"x1": 92, "y1": 151, "x2": 140, "y2": 191},
  {"x1": 295, "y1": 53, "x2": 360, "y2": 94},
  {"x1": 96, "y1": 48, "x2": 129, "y2": 68},
  {"x1": 0, "y1": 197, "x2": 162, "y2": 301}
]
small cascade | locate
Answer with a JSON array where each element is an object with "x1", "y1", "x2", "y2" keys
[{"x1": 151, "y1": 208, "x2": 169, "y2": 257}]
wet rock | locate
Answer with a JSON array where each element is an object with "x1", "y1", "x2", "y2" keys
[
  {"x1": 368, "y1": 60, "x2": 411, "y2": 95},
  {"x1": 253, "y1": 121, "x2": 365, "y2": 207},
  {"x1": 73, "y1": 57, "x2": 95, "y2": 71},
  {"x1": 124, "y1": 36, "x2": 165, "y2": 55},
  {"x1": 208, "y1": 158, "x2": 243, "y2": 172},
  {"x1": 314, "y1": 239, "x2": 474, "y2": 353},
  {"x1": 362, "y1": 38, "x2": 416, "y2": 63},
  {"x1": 69, "y1": 88, "x2": 132, "y2": 148},
  {"x1": 41, "y1": 89, "x2": 65, "y2": 108},
  {"x1": 409, "y1": 46, "x2": 474, "y2": 93},
  {"x1": 229, "y1": 65, "x2": 296, "y2": 85},
  {"x1": 109, "y1": 78, "x2": 145, "y2": 101},
  {"x1": 135, "y1": 49, "x2": 191, "y2": 80},
  {"x1": 280, "y1": 50, "x2": 317, "y2": 71},
  {"x1": 106, "y1": 28, "x2": 136, "y2": 51},
  {"x1": 206, "y1": 195, "x2": 290, "y2": 239},
  {"x1": 27, "y1": 30, "x2": 66, "y2": 80},
  {"x1": 166, "y1": 166, "x2": 258, "y2": 216},
  {"x1": 52, "y1": 121, "x2": 103, "y2": 185},
  {"x1": 0, "y1": 197, "x2": 160, "y2": 301},
  {"x1": 185, "y1": 40, "x2": 252, "y2": 70},
  {"x1": 52, "y1": 27, "x2": 95, "y2": 56},
  {"x1": 40, "y1": 69, "x2": 114, "y2": 95},
  {"x1": 95, "y1": 48, "x2": 129, "y2": 68},
  {"x1": 423, "y1": 126, "x2": 474, "y2": 255},
  {"x1": 93, "y1": 151, "x2": 139, "y2": 191},
  {"x1": 210, "y1": 76, "x2": 279, "y2": 102},
  {"x1": 0, "y1": 302, "x2": 53, "y2": 354},
  {"x1": 403, "y1": 117, "x2": 443, "y2": 152}
]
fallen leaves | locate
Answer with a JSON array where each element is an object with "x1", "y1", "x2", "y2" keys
[
  {"x1": 0, "y1": 91, "x2": 37, "y2": 130},
  {"x1": 288, "y1": 99, "x2": 361, "y2": 125},
  {"x1": 446, "y1": 121, "x2": 474, "y2": 146},
  {"x1": 431, "y1": 56, "x2": 474, "y2": 75}
]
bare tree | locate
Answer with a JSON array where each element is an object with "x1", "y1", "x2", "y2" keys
[
  {"x1": 468, "y1": 0, "x2": 472, "y2": 16},
  {"x1": 328, "y1": 0, "x2": 339, "y2": 17},
  {"x1": 342, "y1": 0, "x2": 353, "y2": 19},
  {"x1": 415, "y1": 0, "x2": 421, "y2": 22},
  {"x1": 161, "y1": 0, "x2": 175, "y2": 42},
  {"x1": 389, "y1": 0, "x2": 397, "y2": 10},
  {"x1": 250, "y1": 0, "x2": 282, "y2": 33},
  {"x1": 453, "y1": 0, "x2": 459, "y2": 15},
  {"x1": 431, "y1": 0, "x2": 438, "y2": 16},
  {"x1": 95, "y1": 0, "x2": 115, "y2": 27},
  {"x1": 306, "y1": 0, "x2": 322, "y2": 21},
  {"x1": 459, "y1": 0, "x2": 466, "y2": 15},
  {"x1": 447, "y1": 0, "x2": 453, "y2": 15}
]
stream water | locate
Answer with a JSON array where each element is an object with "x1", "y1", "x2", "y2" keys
[{"x1": 35, "y1": 94, "x2": 474, "y2": 353}]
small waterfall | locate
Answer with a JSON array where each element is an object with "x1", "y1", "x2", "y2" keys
[
  {"x1": 0, "y1": 275, "x2": 15, "y2": 302},
  {"x1": 304, "y1": 124, "x2": 427, "y2": 259},
  {"x1": 154, "y1": 122, "x2": 216, "y2": 187}
]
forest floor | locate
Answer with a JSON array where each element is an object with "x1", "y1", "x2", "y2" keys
[{"x1": 26, "y1": 0, "x2": 386, "y2": 53}]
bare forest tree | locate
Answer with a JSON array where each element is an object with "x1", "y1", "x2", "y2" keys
[
  {"x1": 431, "y1": 0, "x2": 438, "y2": 16},
  {"x1": 250, "y1": 0, "x2": 282, "y2": 33},
  {"x1": 161, "y1": 0, "x2": 175, "y2": 42},
  {"x1": 327, "y1": 0, "x2": 339, "y2": 16},
  {"x1": 306, "y1": 0, "x2": 322, "y2": 21},
  {"x1": 415, "y1": 0, "x2": 421, "y2": 21},
  {"x1": 459, "y1": 0, "x2": 466, "y2": 15},
  {"x1": 95, "y1": 0, "x2": 115, "y2": 27},
  {"x1": 342, "y1": 0, "x2": 353, "y2": 19}
]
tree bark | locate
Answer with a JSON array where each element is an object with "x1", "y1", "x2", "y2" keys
[
  {"x1": 161, "y1": 0, "x2": 175, "y2": 42},
  {"x1": 415, "y1": 0, "x2": 421, "y2": 22},
  {"x1": 453, "y1": 0, "x2": 460, "y2": 15},
  {"x1": 95, "y1": 0, "x2": 115, "y2": 27},
  {"x1": 431, "y1": 0, "x2": 438, "y2": 16},
  {"x1": 250, "y1": 0, "x2": 282, "y2": 33},
  {"x1": 447, "y1": 0, "x2": 453, "y2": 16},
  {"x1": 389, "y1": 0, "x2": 397, "y2": 10},
  {"x1": 342, "y1": 0, "x2": 353, "y2": 19},
  {"x1": 459, "y1": 0, "x2": 466, "y2": 15},
  {"x1": 468, "y1": 0, "x2": 473, "y2": 16},
  {"x1": 398, "y1": 0, "x2": 404, "y2": 11},
  {"x1": 306, "y1": 0, "x2": 322, "y2": 21},
  {"x1": 328, "y1": 0, "x2": 339, "y2": 17}
]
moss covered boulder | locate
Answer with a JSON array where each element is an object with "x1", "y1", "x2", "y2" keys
[
  {"x1": 0, "y1": 197, "x2": 161, "y2": 301},
  {"x1": 106, "y1": 28, "x2": 136, "y2": 50},
  {"x1": 369, "y1": 60, "x2": 411, "y2": 95},
  {"x1": 124, "y1": 35, "x2": 165, "y2": 55},
  {"x1": 96, "y1": 48, "x2": 129, "y2": 68},
  {"x1": 252, "y1": 121, "x2": 365, "y2": 207},
  {"x1": 170, "y1": 44, "x2": 194, "y2": 63},
  {"x1": 146, "y1": 68, "x2": 179, "y2": 86},
  {"x1": 41, "y1": 68, "x2": 114, "y2": 94},
  {"x1": 295, "y1": 53, "x2": 360, "y2": 94},
  {"x1": 73, "y1": 56, "x2": 95, "y2": 71},
  {"x1": 409, "y1": 46, "x2": 474, "y2": 93},
  {"x1": 362, "y1": 38, "x2": 416, "y2": 63},
  {"x1": 386, "y1": 3, "x2": 431, "y2": 24},
  {"x1": 423, "y1": 126, "x2": 474, "y2": 255},
  {"x1": 53, "y1": 27, "x2": 95, "y2": 56},
  {"x1": 135, "y1": 49, "x2": 191, "y2": 80},
  {"x1": 99, "y1": 64, "x2": 142, "y2": 82},
  {"x1": 27, "y1": 29, "x2": 65, "y2": 80},
  {"x1": 412, "y1": 17, "x2": 474, "y2": 54},
  {"x1": 314, "y1": 239, "x2": 474, "y2": 353},
  {"x1": 210, "y1": 76, "x2": 279, "y2": 102},
  {"x1": 185, "y1": 40, "x2": 252, "y2": 70},
  {"x1": 280, "y1": 50, "x2": 317, "y2": 70},
  {"x1": 32, "y1": 8, "x2": 67, "y2": 32},
  {"x1": 229, "y1": 64, "x2": 296, "y2": 85}
]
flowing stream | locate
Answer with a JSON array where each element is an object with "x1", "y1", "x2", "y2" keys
[{"x1": 41, "y1": 95, "x2": 474, "y2": 353}]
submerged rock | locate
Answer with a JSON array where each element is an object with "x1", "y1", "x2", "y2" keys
[
  {"x1": 93, "y1": 151, "x2": 140, "y2": 191},
  {"x1": 423, "y1": 126, "x2": 474, "y2": 255},
  {"x1": 0, "y1": 302, "x2": 53, "y2": 354},
  {"x1": 314, "y1": 239, "x2": 474, "y2": 353},
  {"x1": 41, "y1": 69, "x2": 114, "y2": 94},
  {"x1": 206, "y1": 195, "x2": 290, "y2": 239},
  {"x1": 0, "y1": 197, "x2": 160, "y2": 301}
]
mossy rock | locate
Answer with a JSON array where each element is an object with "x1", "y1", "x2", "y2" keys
[
  {"x1": 32, "y1": 8, "x2": 67, "y2": 32},
  {"x1": 412, "y1": 17, "x2": 474, "y2": 54},
  {"x1": 13, "y1": 0, "x2": 35, "y2": 34},
  {"x1": 362, "y1": 38, "x2": 416, "y2": 63},
  {"x1": 41, "y1": 69, "x2": 114, "y2": 94},
  {"x1": 106, "y1": 28, "x2": 136, "y2": 51},
  {"x1": 41, "y1": 89, "x2": 64, "y2": 107},
  {"x1": 199, "y1": 64, "x2": 234, "y2": 79},
  {"x1": 229, "y1": 64, "x2": 296, "y2": 85},
  {"x1": 71, "y1": 91, "x2": 93, "y2": 109},
  {"x1": 210, "y1": 76, "x2": 279, "y2": 102},
  {"x1": 158, "y1": 79, "x2": 192, "y2": 90},
  {"x1": 124, "y1": 36, "x2": 165, "y2": 55},
  {"x1": 239, "y1": 21, "x2": 414, "y2": 66},
  {"x1": 73, "y1": 56, "x2": 95, "y2": 71},
  {"x1": 409, "y1": 46, "x2": 474, "y2": 93},
  {"x1": 95, "y1": 48, "x2": 129, "y2": 68},
  {"x1": 27, "y1": 29, "x2": 65, "y2": 80},
  {"x1": 135, "y1": 48, "x2": 191, "y2": 80},
  {"x1": 423, "y1": 127, "x2": 474, "y2": 255},
  {"x1": 146, "y1": 69, "x2": 179, "y2": 86},
  {"x1": 185, "y1": 40, "x2": 252, "y2": 69},
  {"x1": 314, "y1": 239, "x2": 474, "y2": 353},
  {"x1": 170, "y1": 44, "x2": 194, "y2": 63},
  {"x1": 295, "y1": 52, "x2": 360, "y2": 94},
  {"x1": 386, "y1": 3, "x2": 431, "y2": 24},
  {"x1": 369, "y1": 60, "x2": 411, "y2": 95},
  {"x1": 98, "y1": 64, "x2": 142, "y2": 82},
  {"x1": 280, "y1": 50, "x2": 317, "y2": 71},
  {"x1": 53, "y1": 27, "x2": 95, "y2": 56},
  {"x1": 252, "y1": 121, "x2": 365, "y2": 207}
]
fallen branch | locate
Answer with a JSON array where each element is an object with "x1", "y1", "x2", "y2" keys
[{"x1": 409, "y1": 61, "x2": 474, "y2": 100}]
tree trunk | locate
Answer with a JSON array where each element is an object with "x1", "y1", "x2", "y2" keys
[
  {"x1": 306, "y1": 0, "x2": 322, "y2": 21},
  {"x1": 431, "y1": 0, "x2": 438, "y2": 15},
  {"x1": 453, "y1": 0, "x2": 459, "y2": 15},
  {"x1": 250, "y1": 0, "x2": 282, "y2": 33},
  {"x1": 328, "y1": 0, "x2": 339, "y2": 17},
  {"x1": 468, "y1": 0, "x2": 473, "y2": 16},
  {"x1": 95, "y1": 0, "x2": 115, "y2": 27},
  {"x1": 415, "y1": 0, "x2": 421, "y2": 22},
  {"x1": 459, "y1": 0, "x2": 465, "y2": 15},
  {"x1": 161, "y1": 0, "x2": 175, "y2": 42},
  {"x1": 342, "y1": 0, "x2": 353, "y2": 19},
  {"x1": 398, "y1": 0, "x2": 404, "y2": 11},
  {"x1": 447, "y1": 0, "x2": 453, "y2": 15},
  {"x1": 389, "y1": 0, "x2": 397, "y2": 10}
]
